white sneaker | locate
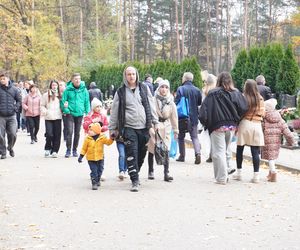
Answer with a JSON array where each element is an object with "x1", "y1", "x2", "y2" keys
[
  {"x1": 100, "y1": 175, "x2": 106, "y2": 181},
  {"x1": 251, "y1": 172, "x2": 260, "y2": 183},
  {"x1": 118, "y1": 171, "x2": 125, "y2": 181},
  {"x1": 51, "y1": 152, "x2": 58, "y2": 158},
  {"x1": 233, "y1": 169, "x2": 242, "y2": 181},
  {"x1": 44, "y1": 150, "x2": 51, "y2": 157}
]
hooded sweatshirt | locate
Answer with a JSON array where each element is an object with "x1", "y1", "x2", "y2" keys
[{"x1": 109, "y1": 67, "x2": 158, "y2": 132}]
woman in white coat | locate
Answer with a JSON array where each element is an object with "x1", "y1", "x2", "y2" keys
[{"x1": 147, "y1": 80, "x2": 179, "y2": 182}]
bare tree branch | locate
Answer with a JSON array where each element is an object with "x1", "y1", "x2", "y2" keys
[{"x1": 0, "y1": 3, "x2": 18, "y2": 16}]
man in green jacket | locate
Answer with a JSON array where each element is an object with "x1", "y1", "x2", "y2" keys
[{"x1": 61, "y1": 73, "x2": 90, "y2": 157}]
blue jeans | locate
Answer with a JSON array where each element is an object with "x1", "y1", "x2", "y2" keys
[
  {"x1": 117, "y1": 142, "x2": 127, "y2": 173},
  {"x1": 178, "y1": 124, "x2": 201, "y2": 157},
  {"x1": 88, "y1": 160, "x2": 104, "y2": 183}
]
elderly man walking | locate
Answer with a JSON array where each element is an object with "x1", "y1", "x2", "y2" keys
[
  {"x1": 0, "y1": 71, "x2": 22, "y2": 159},
  {"x1": 175, "y1": 72, "x2": 202, "y2": 164},
  {"x1": 109, "y1": 66, "x2": 158, "y2": 192}
]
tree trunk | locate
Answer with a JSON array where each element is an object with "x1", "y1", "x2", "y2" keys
[
  {"x1": 243, "y1": 0, "x2": 248, "y2": 49},
  {"x1": 181, "y1": 0, "x2": 184, "y2": 59},
  {"x1": 169, "y1": 4, "x2": 175, "y2": 61},
  {"x1": 95, "y1": 0, "x2": 99, "y2": 38},
  {"x1": 255, "y1": 0, "x2": 258, "y2": 44},
  {"x1": 215, "y1": 0, "x2": 220, "y2": 74},
  {"x1": 227, "y1": 0, "x2": 233, "y2": 70},
  {"x1": 80, "y1": 2, "x2": 83, "y2": 66},
  {"x1": 117, "y1": 0, "x2": 122, "y2": 63},
  {"x1": 129, "y1": 0, "x2": 135, "y2": 61},
  {"x1": 175, "y1": 0, "x2": 181, "y2": 63}
]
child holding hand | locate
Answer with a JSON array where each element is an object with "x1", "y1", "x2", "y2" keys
[{"x1": 78, "y1": 123, "x2": 113, "y2": 190}]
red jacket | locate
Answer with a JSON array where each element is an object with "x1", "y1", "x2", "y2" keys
[{"x1": 83, "y1": 111, "x2": 108, "y2": 133}]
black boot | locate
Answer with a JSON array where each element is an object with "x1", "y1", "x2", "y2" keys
[
  {"x1": 148, "y1": 152, "x2": 154, "y2": 180},
  {"x1": 164, "y1": 160, "x2": 173, "y2": 182}
]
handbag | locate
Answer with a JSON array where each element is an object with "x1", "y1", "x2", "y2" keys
[
  {"x1": 154, "y1": 131, "x2": 169, "y2": 165},
  {"x1": 176, "y1": 88, "x2": 189, "y2": 118}
]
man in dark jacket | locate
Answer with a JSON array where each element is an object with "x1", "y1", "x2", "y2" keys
[
  {"x1": 175, "y1": 72, "x2": 202, "y2": 164},
  {"x1": 88, "y1": 82, "x2": 103, "y2": 103},
  {"x1": 256, "y1": 75, "x2": 272, "y2": 101},
  {"x1": 0, "y1": 71, "x2": 22, "y2": 159},
  {"x1": 143, "y1": 74, "x2": 154, "y2": 96}
]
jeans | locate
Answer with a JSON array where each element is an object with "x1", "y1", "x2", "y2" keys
[
  {"x1": 88, "y1": 160, "x2": 104, "y2": 183},
  {"x1": 117, "y1": 141, "x2": 127, "y2": 173},
  {"x1": 27, "y1": 116, "x2": 40, "y2": 140},
  {"x1": 45, "y1": 119, "x2": 62, "y2": 153},
  {"x1": 0, "y1": 115, "x2": 17, "y2": 155},
  {"x1": 178, "y1": 124, "x2": 201, "y2": 157},
  {"x1": 62, "y1": 114, "x2": 68, "y2": 141},
  {"x1": 124, "y1": 127, "x2": 150, "y2": 182},
  {"x1": 236, "y1": 145, "x2": 260, "y2": 172},
  {"x1": 65, "y1": 115, "x2": 83, "y2": 152}
]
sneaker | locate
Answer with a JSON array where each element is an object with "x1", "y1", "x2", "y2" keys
[
  {"x1": 118, "y1": 171, "x2": 125, "y2": 181},
  {"x1": 92, "y1": 183, "x2": 98, "y2": 190},
  {"x1": 215, "y1": 180, "x2": 227, "y2": 185},
  {"x1": 100, "y1": 175, "x2": 106, "y2": 181},
  {"x1": 195, "y1": 154, "x2": 201, "y2": 164},
  {"x1": 130, "y1": 181, "x2": 139, "y2": 192},
  {"x1": 44, "y1": 150, "x2": 51, "y2": 157},
  {"x1": 33, "y1": 137, "x2": 38, "y2": 142},
  {"x1": 233, "y1": 170, "x2": 242, "y2": 181},
  {"x1": 9, "y1": 149, "x2": 15, "y2": 157},
  {"x1": 30, "y1": 140, "x2": 35, "y2": 144},
  {"x1": 176, "y1": 156, "x2": 185, "y2": 162},
  {"x1": 72, "y1": 150, "x2": 78, "y2": 157},
  {"x1": 97, "y1": 181, "x2": 101, "y2": 187},
  {"x1": 65, "y1": 150, "x2": 71, "y2": 158},
  {"x1": 251, "y1": 173, "x2": 260, "y2": 183},
  {"x1": 228, "y1": 168, "x2": 236, "y2": 175},
  {"x1": 51, "y1": 152, "x2": 58, "y2": 158},
  {"x1": 1, "y1": 154, "x2": 6, "y2": 159},
  {"x1": 148, "y1": 172, "x2": 155, "y2": 180}
]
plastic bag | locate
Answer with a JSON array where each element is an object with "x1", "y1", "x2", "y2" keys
[
  {"x1": 199, "y1": 129, "x2": 211, "y2": 158},
  {"x1": 169, "y1": 130, "x2": 177, "y2": 158}
]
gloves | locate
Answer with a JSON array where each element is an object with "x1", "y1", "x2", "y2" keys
[{"x1": 78, "y1": 154, "x2": 84, "y2": 163}]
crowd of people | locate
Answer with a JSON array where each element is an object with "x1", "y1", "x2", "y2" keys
[{"x1": 0, "y1": 67, "x2": 295, "y2": 192}]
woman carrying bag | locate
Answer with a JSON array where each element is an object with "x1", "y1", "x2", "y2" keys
[{"x1": 147, "y1": 79, "x2": 179, "y2": 182}]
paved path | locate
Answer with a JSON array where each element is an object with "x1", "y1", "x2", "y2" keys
[{"x1": 1, "y1": 128, "x2": 300, "y2": 249}]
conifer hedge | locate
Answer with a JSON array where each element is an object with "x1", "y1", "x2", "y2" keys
[
  {"x1": 87, "y1": 57, "x2": 202, "y2": 93},
  {"x1": 231, "y1": 43, "x2": 300, "y2": 95}
]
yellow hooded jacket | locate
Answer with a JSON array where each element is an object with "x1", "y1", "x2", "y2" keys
[{"x1": 80, "y1": 134, "x2": 113, "y2": 161}]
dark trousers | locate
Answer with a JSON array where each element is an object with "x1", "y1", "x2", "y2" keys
[
  {"x1": 88, "y1": 160, "x2": 104, "y2": 183},
  {"x1": 27, "y1": 116, "x2": 40, "y2": 141},
  {"x1": 62, "y1": 115, "x2": 68, "y2": 141},
  {"x1": 16, "y1": 112, "x2": 21, "y2": 129},
  {"x1": 236, "y1": 145, "x2": 260, "y2": 172},
  {"x1": 124, "y1": 127, "x2": 149, "y2": 182},
  {"x1": 65, "y1": 115, "x2": 83, "y2": 152},
  {"x1": 0, "y1": 115, "x2": 17, "y2": 155},
  {"x1": 45, "y1": 119, "x2": 62, "y2": 153}
]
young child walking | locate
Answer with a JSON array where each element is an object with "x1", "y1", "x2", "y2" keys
[
  {"x1": 78, "y1": 123, "x2": 113, "y2": 190},
  {"x1": 261, "y1": 99, "x2": 295, "y2": 182}
]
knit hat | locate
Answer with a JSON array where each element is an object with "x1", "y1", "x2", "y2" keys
[
  {"x1": 265, "y1": 98, "x2": 277, "y2": 111},
  {"x1": 158, "y1": 79, "x2": 170, "y2": 90},
  {"x1": 89, "y1": 123, "x2": 101, "y2": 135},
  {"x1": 91, "y1": 98, "x2": 102, "y2": 110}
]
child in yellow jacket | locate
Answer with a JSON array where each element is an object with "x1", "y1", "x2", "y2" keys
[{"x1": 78, "y1": 123, "x2": 113, "y2": 190}]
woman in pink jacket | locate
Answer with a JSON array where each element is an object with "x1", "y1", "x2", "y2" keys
[
  {"x1": 261, "y1": 98, "x2": 295, "y2": 182},
  {"x1": 22, "y1": 84, "x2": 41, "y2": 144}
]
